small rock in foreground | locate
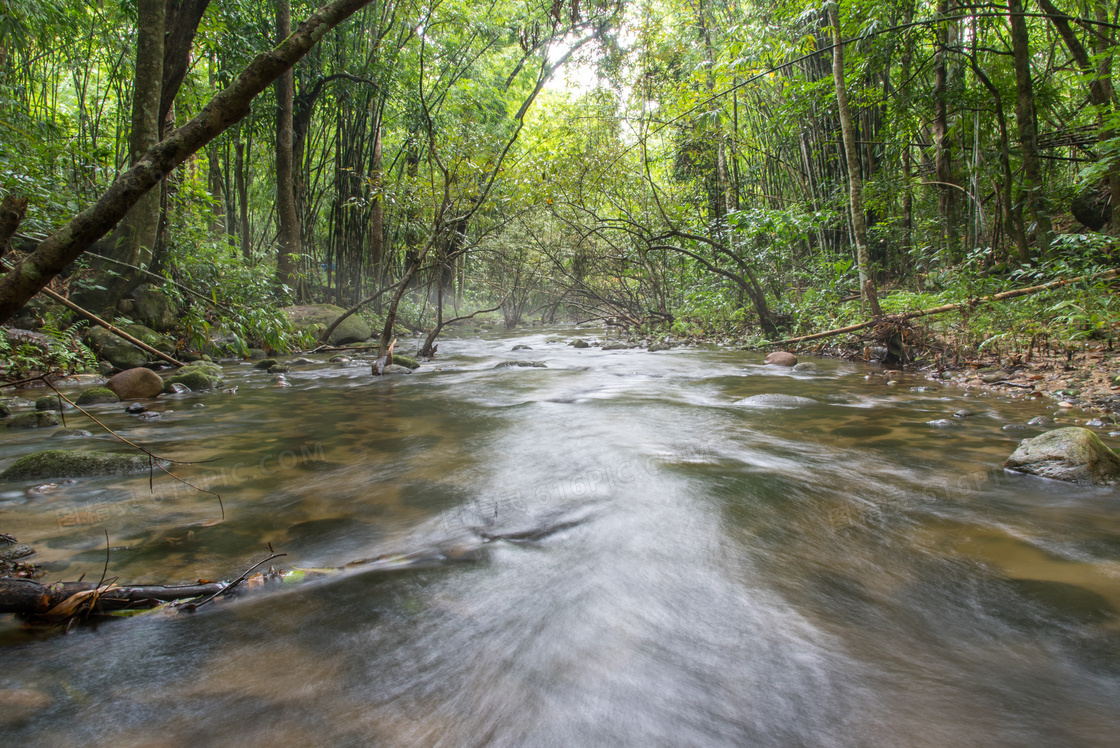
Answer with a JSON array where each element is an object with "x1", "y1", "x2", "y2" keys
[{"x1": 1, "y1": 449, "x2": 159, "y2": 480}]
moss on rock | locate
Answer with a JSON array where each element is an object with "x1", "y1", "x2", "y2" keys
[
  {"x1": 75, "y1": 387, "x2": 120, "y2": 405},
  {"x1": 0, "y1": 449, "x2": 155, "y2": 480}
]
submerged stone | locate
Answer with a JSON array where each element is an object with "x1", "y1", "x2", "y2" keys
[{"x1": 736, "y1": 394, "x2": 820, "y2": 408}]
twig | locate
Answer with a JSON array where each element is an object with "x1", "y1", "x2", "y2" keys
[
  {"x1": 39, "y1": 376, "x2": 225, "y2": 518},
  {"x1": 184, "y1": 550, "x2": 287, "y2": 611}
]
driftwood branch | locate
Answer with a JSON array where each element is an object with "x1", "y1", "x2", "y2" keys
[
  {"x1": 0, "y1": 577, "x2": 229, "y2": 617},
  {"x1": 319, "y1": 282, "x2": 395, "y2": 343},
  {"x1": 765, "y1": 268, "x2": 1119, "y2": 346}
]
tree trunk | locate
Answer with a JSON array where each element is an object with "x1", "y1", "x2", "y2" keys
[
  {"x1": 369, "y1": 121, "x2": 385, "y2": 289},
  {"x1": 829, "y1": 4, "x2": 881, "y2": 316},
  {"x1": 236, "y1": 138, "x2": 251, "y2": 260},
  {"x1": 1009, "y1": 0, "x2": 1054, "y2": 256},
  {"x1": 275, "y1": 0, "x2": 300, "y2": 295},
  {"x1": 933, "y1": 0, "x2": 957, "y2": 258},
  {"x1": 0, "y1": 0, "x2": 384, "y2": 325}
]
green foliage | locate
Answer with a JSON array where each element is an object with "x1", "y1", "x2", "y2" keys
[{"x1": 0, "y1": 310, "x2": 96, "y2": 380}]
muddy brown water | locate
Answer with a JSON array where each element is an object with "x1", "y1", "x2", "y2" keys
[{"x1": 1, "y1": 328, "x2": 1119, "y2": 746}]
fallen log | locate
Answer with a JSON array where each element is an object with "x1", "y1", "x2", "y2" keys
[
  {"x1": 0, "y1": 578, "x2": 227, "y2": 618},
  {"x1": 764, "y1": 268, "x2": 1118, "y2": 347}
]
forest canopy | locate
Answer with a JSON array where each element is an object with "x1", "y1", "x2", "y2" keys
[{"x1": 0, "y1": 0, "x2": 1116, "y2": 362}]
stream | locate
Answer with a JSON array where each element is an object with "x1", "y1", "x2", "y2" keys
[{"x1": 1, "y1": 327, "x2": 1119, "y2": 746}]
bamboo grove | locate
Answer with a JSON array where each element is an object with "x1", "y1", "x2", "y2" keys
[{"x1": 0, "y1": 0, "x2": 1117, "y2": 348}]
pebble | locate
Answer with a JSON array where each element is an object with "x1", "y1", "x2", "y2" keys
[
  {"x1": 1027, "y1": 416, "x2": 1053, "y2": 426},
  {"x1": 953, "y1": 409, "x2": 973, "y2": 418},
  {"x1": 125, "y1": 403, "x2": 147, "y2": 414},
  {"x1": 928, "y1": 419, "x2": 954, "y2": 427}
]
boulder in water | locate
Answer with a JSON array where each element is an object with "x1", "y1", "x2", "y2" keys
[
  {"x1": 380, "y1": 364, "x2": 413, "y2": 375},
  {"x1": 0, "y1": 449, "x2": 155, "y2": 480},
  {"x1": 162, "y1": 362, "x2": 223, "y2": 393},
  {"x1": 107, "y1": 367, "x2": 164, "y2": 400},
  {"x1": 1005, "y1": 427, "x2": 1120, "y2": 485},
  {"x1": 495, "y1": 360, "x2": 547, "y2": 369},
  {"x1": 7, "y1": 412, "x2": 60, "y2": 429},
  {"x1": 75, "y1": 387, "x2": 120, "y2": 405},
  {"x1": 393, "y1": 354, "x2": 421, "y2": 370},
  {"x1": 791, "y1": 362, "x2": 821, "y2": 374},
  {"x1": 737, "y1": 393, "x2": 820, "y2": 408},
  {"x1": 764, "y1": 351, "x2": 798, "y2": 366}
]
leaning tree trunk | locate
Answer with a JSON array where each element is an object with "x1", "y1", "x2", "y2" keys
[
  {"x1": 0, "y1": 0, "x2": 383, "y2": 325},
  {"x1": 829, "y1": 3, "x2": 881, "y2": 316}
]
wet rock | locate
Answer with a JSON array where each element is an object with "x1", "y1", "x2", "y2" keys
[
  {"x1": 125, "y1": 402, "x2": 147, "y2": 414},
  {"x1": 34, "y1": 395, "x2": 65, "y2": 411},
  {"x1": 283, "y1": 304, "x2": 372, "y2": 345},
  {"x1": 928, "y1": 419, "x2": 954, "y2": 427},
  {"x1": 136, "y1": 411, "x2": 162, "y2": 420},
  {"x1": 0, "y1": 449, "x2": 156, "y2": 480},
  {"x1": 380, "y1": 364, "x2": 413, "y2": 375},
  {"x1": 602, "y1": 342, "x2": 632, "y2": 351},
  {"x1": 52, "y1": 428, "x2": 93, "y2": 438},
  {"x1": 648, "y1": 344, "x2": 671, "y2": 352},
  {"x1": 107, "y1": 367, "x2": 164, "y2": 400},
  {"x1": 791, "y1": 362, "x2": 821, "y2": 374},
  {"x1": 512, "y1": 345, "x2": 533, "y2": 351},
  {"x1": 764, "y1": 351, "x2": 798, "y2": 366},
  {"x1": 1002, "y1": 424, "x2": 1028, "y2": 432},
  {"x1": 1028, "y1": 416, "x2": 1053, "y2": 426},
  {"x1": 1005, "y1": 427, "x2": 1120, "y2": 485},
  {"x1": 7, "y1": 412, "x2": 60, "y2": 430},
  {"x1": 131, "y1": 284, "x2": 178, "y2": 332},
  {"x1": 495, "y1": 360, "x2": 548, "y2": 369},
  {"x1": 165, "y1": 382, "x2": 191, "y2": 394},
  {"x1": 1086, "y1": 418, "x2": 1107, "y2": 428},
  {"x1": 163, "y1": 363, "x2": 223, "y2": 393},
  {"x1": 953, "y1": 409, "x2": 973, "y2": 418},
  {"x1": 74, "y1": 386, "x2": 119, "y2": 405},
  {"x1": 329, "y1": 355, "x2": 351, "y2": 364},
  {"x1": 255, "y1": 358, "x2": 278, "y2": 369},
  {"x1": 737, "y1": 394, "x2": 820, "y2": 408},
  {"x1": 570, "y1": 339, "x2": 590, "y2": 349},
  {"x1": 288, "y1": 357, "x2": 317, "y2": 365},
  {"x1": 267, "y1": 365, "x2": 290, "y2": 374},
  {"x1": 393, "y1": 354, "x2": 421, "y2": 370},
  {"x1": 0, "y1": 404, "x2": 9, "y2": 418}
]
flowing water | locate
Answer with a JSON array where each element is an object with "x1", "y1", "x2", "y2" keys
[{"x1": 2, "y1": 328, "x2": 1120, "y2": 746}]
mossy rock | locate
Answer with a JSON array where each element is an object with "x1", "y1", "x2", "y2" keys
[
  {"x1": 7, "y1": 412, "x2": 60, "y2": 429},
  {"x1": 35, "y1": 395, "x2": 64, "y2": 411},
  {"x1": 0, "y1": 449, "x2": 154, "y2": 480},
  {"x1": 393, "y1": 354, "x2": 420, "y2": 370},
  {"x1": 283, "y1": 304, "x2": 372, "y2": 345},
  {"x1": 75, "y1": 387, "x2": 120, "y2": 406},
  {"x1": 254, "y1": 358, "x2": 278, "y2": 369},
  {"x1": 0, "y1": 404, "x2": 10, "y2": 418},
  {"x1": 163, "y1": 369, "x2": 222, "y2": 393},
  {"x1": 130, "y1": 284, "x2": 178, "y2": 332},
  {"x1": 179, "y1": 362, "x2": 223, "y2": 378},
  {"x1": 86, "y1": 324, "x2": 175, "y2": 370},
  {"x1": 1005, "y1": 427, "x2": 1120, "y2": 485}
]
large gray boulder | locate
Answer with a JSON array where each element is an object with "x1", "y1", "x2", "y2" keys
[
  {"x1": 283, "y1": 304, "x2": 372, "y2": 345},
  {"x1": 131, "y1": 285, "x2": 178, "y2": 332},
  {"x1": 1005, "y1": 427, "x2": 1120, "y2": 485},
  {"x1": 0, "y1": 449, "x2": 154, "y2": 480}
]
